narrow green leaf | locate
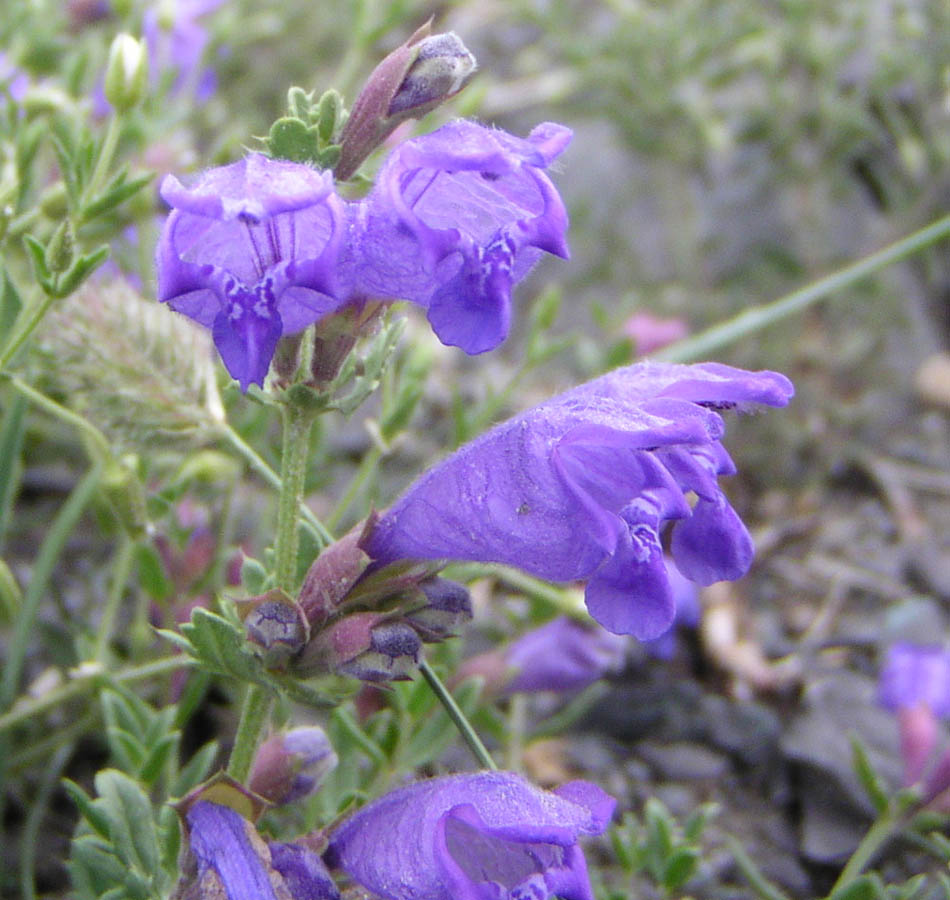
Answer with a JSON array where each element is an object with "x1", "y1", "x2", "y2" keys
[
  {"x1": 683, "y1": 802, "x2": 719, "y2": 843},
  {"x1": 828, "y1": 873, "x2": 886, "y2": 900},
  {"x1": 55, "y1": 244, "x2": 110, "y2": 296},
  {"x1": 80, "y1": 171, "x2": 154, "y2": 221},
  {"x1": 850, "y1": 735, "x2": 890, "y2": 814},
  {"x1": 0, "y1": 557, "x2": 22, "y2": 624},
  {"x1": 101, "y1": 688, "x2": 152, "y2": 736},
  {"x1": 135, "y1": 542, "x2": 174, "y2": 601},
  {"x1": 69, "y1": 837, "x2": 129, "y2": 899},
  {"x1": 23, "y1": 234, "x2": 51, "y2": 281},
  {"x1": 139, "y1": 733, "x2": 179, "y2": 786},
  {"x1": 0, "y1": 269, "x2": 23, "y2": 340},
  {"x1": 94, "y1": 768, "x2": 160, "y2": 877},
  {"x1": 662, "y1": 846, "x2": 700, "y2": 893},
  {"x1": 62, "y1": 779, "x2": 112, "y2": 839},
  {"x1": 105, "y1": 727, "x2": 145, "y2": 772},
  {"x1": 170, "y1": 741, "x2": 219, "y2": 798}
]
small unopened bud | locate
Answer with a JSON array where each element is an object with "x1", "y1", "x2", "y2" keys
[
  {"x1": 249, "y1": 727, "x2": 338, "y2": 806},
  {"x1": 100, "y1": 455, "x2": 148, "y2": 538},
  {"x1": 404, "y1": 577, "x2": 472, "y2": 641},
  {"x1": 309, "y1": 299, "x2": 384, "y2": 386},
  {"x1": 45, "y1": 220, "x2": 75, "y2": 275},
  {"x1": 335, "y1": 23, "x2": 476, "y2": 180},
  {"x1": 387, "y1": 33, "x2": 475, "y2": 117},
  {"x1": 295, "y1": 612, "x2": 420, "y2": 682},
  {"x1": 104, "y1": 33, "x2": 148, "y2": 112},
  {"x1": 240, "y1": 590, "x2": 309, "y2": 669}
]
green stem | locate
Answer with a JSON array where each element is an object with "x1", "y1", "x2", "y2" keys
[
  {"x1": 273, "y1": 402, "x2": 315, "y2": 591},
  {"x1": 830, "y1": 808, "x2": 903, "y2": 893},
  {"x1": 656, "y1": 213, "x2": 950, "y2": 364},
  {"x1": 0, "y1": 291, "x2": 59, "y2": 371},
  {"x1": 217, "y1": 421, "x2": 332, "y2": 548},
  {"x1": 225, "y1": 683, "x2": 272, "y2": 783},
  {"x1": 93, "y1": 536, "x2": 136, "y2": 662},
  {"x1": 2, "y1": 374, "x2": 112, "y2": 460},
  {"x1": 419, "y1": 659, "x2": 497, "y2": 771},
  {"x1": 20, "y1": 742, "x2": 73, "y2": 900},
  {"x1": 726, "y1": 836, "x2": 791, "y2": 900},
  {"x1": 0, "y1": 463, "x2": 104, "y2": 711},
  {"x1": 82, "y1": 114, "x2": 123, "y2": 211},
  {"x1": 0, "y1": 655, "x2": 194, "y2": 735},
  {"x1": 226, "y1": 398, "x2": 315, "y2": 782}
]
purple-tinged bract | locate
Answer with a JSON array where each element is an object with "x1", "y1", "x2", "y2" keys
[
  {"x1": 326, "y1": 771, "x2": 614, "y2": 900},
  {"x1": 364, "y1": 361, "x2": 793, "y2": 640},
  {"x1": 156, "y1": 154, "x2": 345, "y2": 390},
  {"x1": 878, "y1": 643, "x2": 950, "y2": 718},
  {"x1": 344, "y1": 119, "x2": 571, "y2": 354}
]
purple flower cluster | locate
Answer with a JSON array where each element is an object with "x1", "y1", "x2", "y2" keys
[
  {"x1": 363, "y1": 361, "x2": 793, "y2": 640},
  {"x1": 180, "y1": 773, "x2": 614, "y2": 900},
  {"x1": 156, "y1": 121, "x2": 571, "y2": 389}
]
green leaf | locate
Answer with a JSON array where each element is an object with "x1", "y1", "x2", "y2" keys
[
  {"x1": 158, "y1": 803, "x2": 181, "y2": 873},
  {"x1": 662, "y1": 846, "x2": 700, "y2": 893},
  {"x1": 101, "y1": 688, "x2": 152, "y2": 736},
  {"x1": 69, "y1": 836, "x2": 132, "y2": 900},
  {"x1": 269, "y1": 671, "x2": 339, "y2": 708},
  {"x1": 316, "y1": 89, "x2": 343, "y2": 142},
  {"x1": 80, "y1": 170, "x2": 153, "y2": 222},
  {"x1": 0, "y1": 268, "x2": 23, "y2": 339},
  {"x1": 170, "y1": 741, "x2": 219, "y2": 798},
  {"x1": 828, "y1": 873, "x2": 886, "y2": 900},
  {"x1": 135, "y1": 542, "x2": 174, "y2": 601},
  {"x1": 178, "y1": 607, "x2": 270, "y2": 686},
  {"x1": 0, "y1": 390, "x2": 25, "y2": 551},
  {"x1": 643, "y1": 798, "x2": 675, "y2": 878},
  {"x1": 138, "y1": 733, "x2": 180, "y2": 786},
  {"x1": 55, "y1": 244, "x2": 110, "y2": 296},
  {"x1": 850, "y1": 734, "x2": 890, "y2": 814},
  {"x1": 94, "y1": 768, "x2": 160, "y2": 877},
  {"x1": 268, "y1": 117, "x2": 320, "y2": 163},
  {"x1": 62, "y1": 779, "x2": 112, "y2": 839},
  {"x1": 287, "y1": 86, "x2": 313, "y2": 120},
  {"x1": 23, "y1": 233, "x2": 52, "y2": 283},
  {"x1": 106, "y1": 726, "x2": 146, "y2": 772},
  {"x1": 0, "y1": 557, "x2": 22, "y2": 624},
  {"x1": 683, "y1": 801, "x2": 719, "y2": 843}
]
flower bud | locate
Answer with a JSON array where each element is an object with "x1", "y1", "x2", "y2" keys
[
  {"x1": 249, "y1": 726, "x2": 338, "y2": 806},
  {"x1": 335, "y1": 23, "x2": 476, "y2": 180},
  {"x1": 404, "y1": 577, "x2": 472, "y2": 641},
  {"x1": 45, "y1": 220, "x2": 75, "y2": 276},
  {"x1": 387, "y1": 32, "x2": 476, "y2": 116},
  {"x1": 240, "y1": 590, "x2": 309, "y2": 669},
  {"x1": 104, "y1": 33, "x2": 148, "y2": 112},
  {"x1": 297, "y1": 523, "x2": 373, "y2": 629},
  {"x1": 295, "y1": 612, "x2": 420, "y2": 682}
]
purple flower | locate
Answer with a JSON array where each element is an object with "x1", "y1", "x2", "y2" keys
[
  {"x1": 143, "y1": 0, "x2": 225, "y2": 101},
  {"x1": 503, "y1": 616, "x2": 627, "y2": 694},
  {"x1": 0, "y1": 52, "x2": 29, "y2": 105},
  {"x1": 326, "y1": 771, "x2": 615, "y2": 900},
  {"x1": 183, "y1": 801, "x2": 339, "y2": 900},
  {"x1": 344, "y1": 119, "x2": 571, "y2": 354},
  {"x1": 878, "y1": 643, "x2": 950, "y2": 718},
  {"x1": 640, "y1": 560, "x2": 701, "y2": 660},
  {"x1": 363, "y1": 361, "x2": 793, "y2": 640},
  {"x1": 156, "y1": 154, "x2": 345, "y2": 390}
]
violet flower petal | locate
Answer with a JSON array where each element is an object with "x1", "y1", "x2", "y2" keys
[
  {"x1": 364, "y1": 361, "x2": 793, "y2": 639},
  {"x1": 879, "y1": 643, "x2": 950, "y2": 718},
  {"x1": 346, "y1": 120, "x2": 571, "y2": 354},
  {"x1": 504, "y1": 616, "x2": 627, "y2": 694},
  {"x1": 326, "y1": 771, "x2": 614, "y2": 900},
  {"x1": 156, "y1": 154, "x2": 345, "y2": 390}
]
